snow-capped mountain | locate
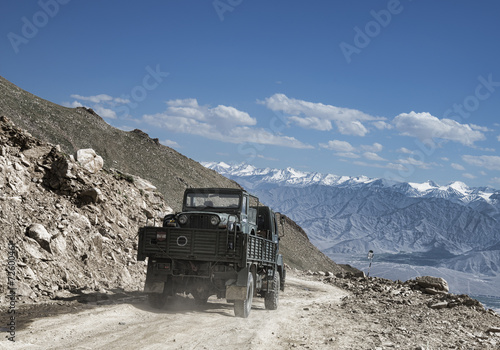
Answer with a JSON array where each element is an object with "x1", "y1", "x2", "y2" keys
[
  {"x1": 203, "y1": 162, "x2": 500, "y2": 294},
  {"x1": 206, "y1": 162, "x2": 499, "y2": 205}
]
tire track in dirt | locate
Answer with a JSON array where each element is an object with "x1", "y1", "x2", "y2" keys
[{"x1": 1, "y1": 271, "x2": 351, "y2": 350}]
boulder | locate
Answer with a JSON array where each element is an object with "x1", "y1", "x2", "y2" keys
[
  {"x1": 429, "y1": 301, "x2": 448, "y2": 309},
  {"x1": 76, "y1": 149, "x2": 103, "y2": 173},
  {"x1": 27, "y1": 223, "x2": 52, "y2": 253},
  {"x1": 79, "y1": 187, "x2": 103, "y2": 203},
  {"x1": 415, "y1": 276, "x2": 449, "y2": 293},
  {"x1": 51, "y1": 155, "x2": 74, "y2": 179},
  {"x1": 50, "y1": 234, "x2": 67, "y2": 254},
  {"x1": 133, "y1": 176, "x2": 157, "y2": 191}
]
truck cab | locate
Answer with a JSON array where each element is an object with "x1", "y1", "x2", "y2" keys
[{"x1": 137, "y1": 188, "x2": 285, "y2": 318}]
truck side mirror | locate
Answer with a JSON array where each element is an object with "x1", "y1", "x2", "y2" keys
[{"x1": 278, "y1": 214, "x2": 285, "y2": 237}]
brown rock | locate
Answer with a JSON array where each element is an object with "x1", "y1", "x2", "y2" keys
[{"x1": 415, "y1": 276, "x2": 449, "y2": 292}]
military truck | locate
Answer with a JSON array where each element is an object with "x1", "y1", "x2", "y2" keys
[{"x1": 137, "y1": 187, "x2": 286, "y2": 318}]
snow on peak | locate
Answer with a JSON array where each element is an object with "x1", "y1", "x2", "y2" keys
[
  {"x1": 408, "y1": 180, "x2": 438, "y2": 192},
  {"x1": 217, "y1": 162, "x2": 231, "y2": 169},
  {"x1": 203, "y1": 162, "x2": 494, "y2": 204},
  {"x1": 447, "y1": 181, "x2": 469, "y2": 195}
]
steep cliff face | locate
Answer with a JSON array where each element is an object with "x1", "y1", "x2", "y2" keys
[{"x1": 0, "y1": 116, "x2": 169, "y2": 302}]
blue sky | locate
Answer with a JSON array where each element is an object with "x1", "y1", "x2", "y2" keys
[{"x1": 2, "y1": 0, "x2": 500, "y2": 188}]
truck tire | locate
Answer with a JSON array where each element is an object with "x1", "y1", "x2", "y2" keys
[
  {"x1": 264, "y1": 271, "x2": 280, "y2": 310},
  {"x1": 192, "y1": 289, "x2": 210, "y2": 305},
  {"x1": 148, "y1": 287, "x2": 169, "y2": 309},
  {"x1": 234, "y1": 272, "x2": 254, "y2": 318},
  {"x1": 280, "y1": 268, "x2": 286, "y2": 292}
]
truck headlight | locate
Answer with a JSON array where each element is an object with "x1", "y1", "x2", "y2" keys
[
  {"x1": 210, "y1": 215, "x2": 220, "y2": 226},
  {"x1": 178, "y1": 214, "x2": 188, "y2": 225}
]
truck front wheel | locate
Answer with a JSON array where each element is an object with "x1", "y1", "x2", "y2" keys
[
  {"x1": 264, "y1": 271, "x2": 280, "y2": 310},
  {"x1": 234, "y1": 272, "x2": 254, "y2": 318}
]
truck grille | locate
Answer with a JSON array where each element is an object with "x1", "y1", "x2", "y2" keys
[
  {"x1": 186, "y1": 214, "x2": 212, "y2": 229},
  {"x1": 138, "y1": 227, "x2": 242, "y2": 262}
]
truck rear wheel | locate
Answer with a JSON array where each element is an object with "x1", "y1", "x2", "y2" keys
[
  {"x1": 234, "y1": 272, "x2": 254, "y2": 318},
  {"x1": 264, "y1": 271, "x2": 280, "y2": 310},
  {"x1": 148, "y1": 292, "x2": 168, "y2": 309},
  {"x1": 192, "y1": 288, "x2": 210, "y2": 305},
  {"x1": 280, "y1": 268, "x2": 286, "y2": 292}
]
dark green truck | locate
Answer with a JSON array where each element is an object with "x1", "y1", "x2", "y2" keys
[{"x1": 137, "y1": 188, "x2": 286, "y2": 318}]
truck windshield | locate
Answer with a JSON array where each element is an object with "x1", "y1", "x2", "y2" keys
[{"x1": 184, "y1": 192, "x2": 241, "y2": 210}]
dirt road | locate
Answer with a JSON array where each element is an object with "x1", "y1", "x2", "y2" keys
[{"x1": 1, "y1": 271, "x2": 355, "y2": 350}]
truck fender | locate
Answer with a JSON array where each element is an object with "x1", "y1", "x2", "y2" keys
[{"x1": 226, "y1": 266, "x2": 251, "y2": 301}]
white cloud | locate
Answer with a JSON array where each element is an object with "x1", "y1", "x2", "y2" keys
[
  {"x1": 361, "y1": 142, "x2": 383, "y2": 152},
  {"x1": 260, "y1": 93, "x2": 383, "y2": 136},
  {"x1": 71, "y1": 94, "x2": 114, "y2": 104},
  {"x1": 397, "y1": 147, "x2": 415, "y2": 154},
  {"x1": 335, "y1": 152, "x2": 361, "y2": 159},
  {"x1": 441, "y1": 157, "x2": 449, "y2": 161},
  {"x1": 161, "y1": 139, "x2": 180, "y2": 148},
  {"x1": 393, "y1": 111, "x2": 486, "y2": 146},
  {"x1": 451, "y1": 163, "x2": 465, "y2": 171},
  {"x1": 288, "y1": 116, "x2": 333, "y2": 131},
  {"x1": 212, "y1": 105, "x2": 256, "y2": 126},
  {"x1": 62, "y1": 100, "x2": 83, "y2": 108},
  {"x1": 497, "y1": 135, "x2": 500, "y2": 142},
  {"x1": 372, "y1": 121, "x2": 393, "y2": 130},
  {"x1": 167, "y1": 98, "x2": 199, "y2": 108},
  {"x1": 463, "y1": 173, "x2": 476, "y2": 179},
  {"x1": 143, "y1": 98, "x2": 312, "y2": 149},
  {"x1": 319, "y1": 140, "x2": 355, "y2": 152},
  {"x1": 397, "y1": 157, "x2": 435, "y2": 169},
  {"x1": 71, "y1": 94, "x2": 130, "y2": 105},
  {"x1": 353, "y1": 160, "x2": 406, "y2": 170},
  {"x1": 491, "y1": 177, "x2": 500, "y2": 185},
  {"x1": 462, "y1": 155, "x2": 500, "y2": 170},
  {"x1": 363, "y1": 152, "x2": 386, "y2": 161},
  {"x1": 321, "y1": 140, "x2": 385, "y2": 161},
  {"x1": 470, "y1": 124, "x2": 491, "y2": 132},
  {"x1": 66, "y1": 93, "x2": 131, "y2": 119},
  {"x1": 94, "y1": 106, "x2": 117, "y2": 119}
]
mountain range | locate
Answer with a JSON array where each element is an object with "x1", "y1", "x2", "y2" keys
[{"x1": 203, "y1": 162, "x2": 500, "y2": 296}]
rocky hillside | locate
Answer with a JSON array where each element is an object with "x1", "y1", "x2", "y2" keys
[
  {"x1": 0, "y1": 76, "x2": 238, "y2": 212},
  {"x1": 320, "y1": 271, "x2": 500, "y2": 348},
  {"x1": 0, "y1": 116, "x2": 167, "y2": 303},
  {"x1": 0, "y1": 116, "x2": 342, "y2": 306}
]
